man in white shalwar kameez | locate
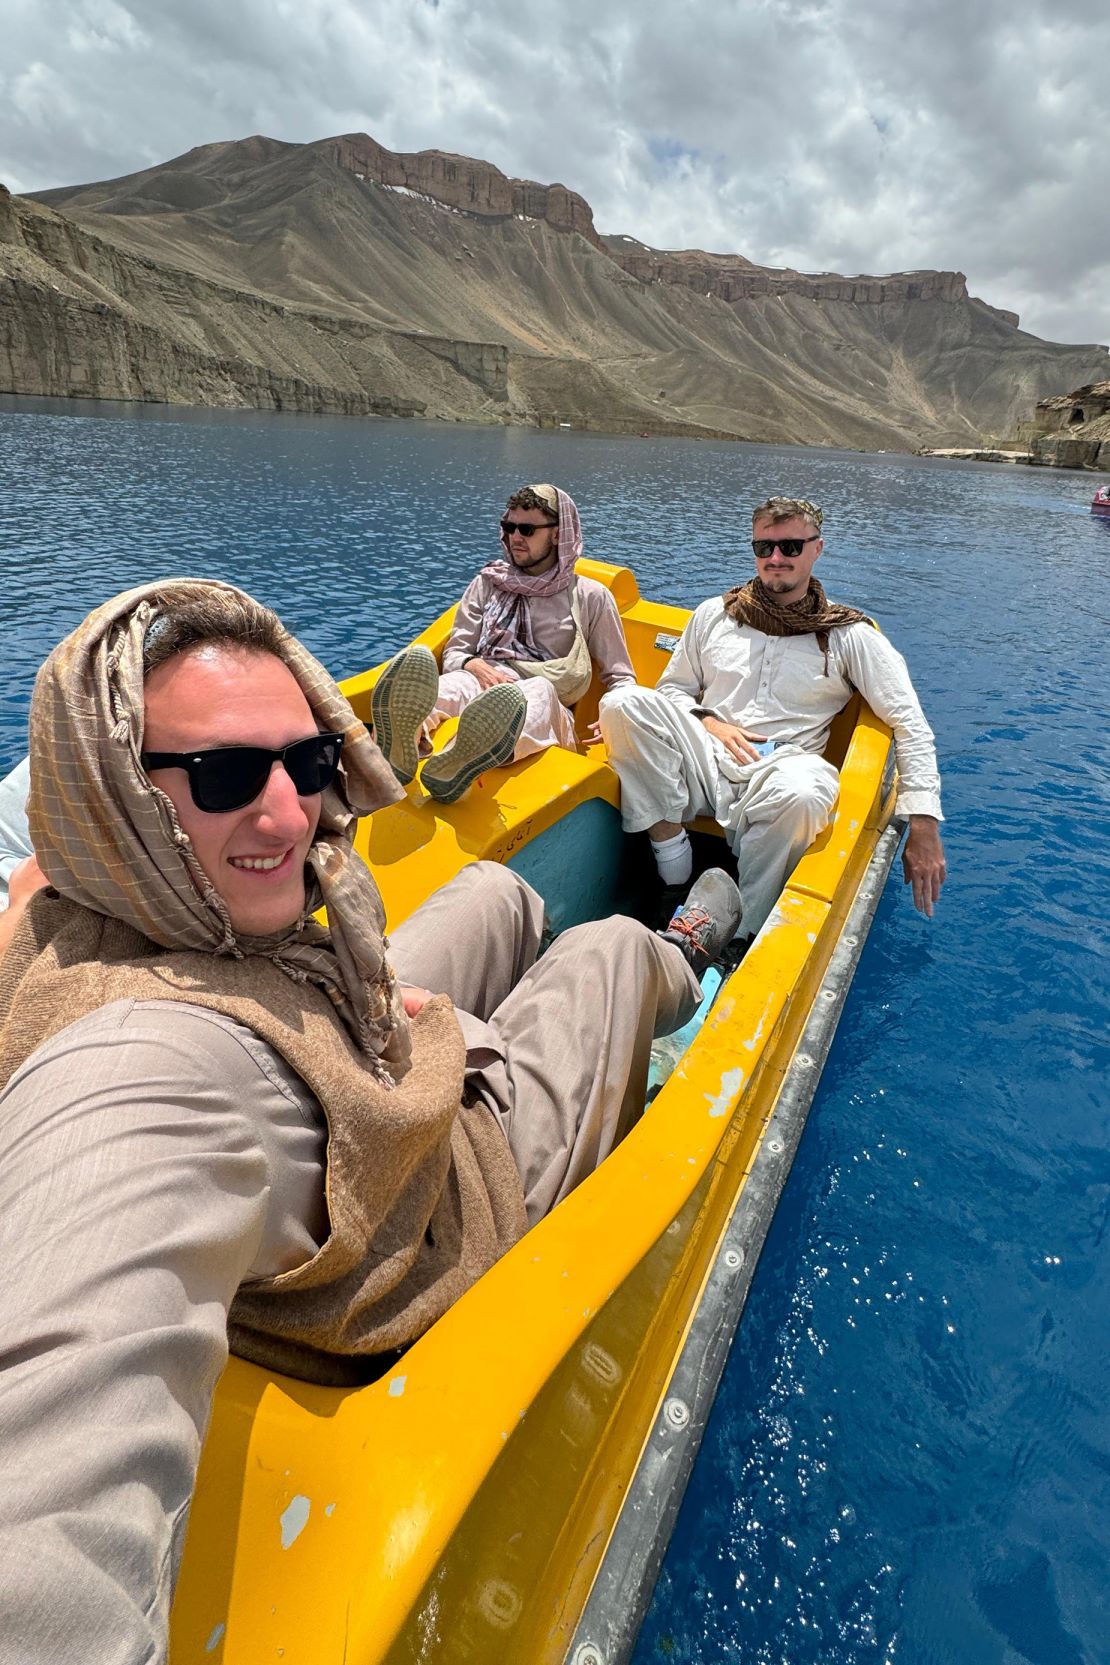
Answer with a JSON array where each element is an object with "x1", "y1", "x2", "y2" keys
[{"x1": 599, "y1": 496, "x2": 947, "y2": 941}]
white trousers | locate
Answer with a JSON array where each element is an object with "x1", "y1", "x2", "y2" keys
[
  {"x1": 599, "y1": 684, "x2": 840, "y2": 937},
  {"x1": 436, "y1": 668, "x2": 578, "y2": 760}
]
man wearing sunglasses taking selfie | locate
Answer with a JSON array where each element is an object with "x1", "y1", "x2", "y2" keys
[
  {"x1": 0, "y1": 577, "x2": 718, "y2": 1663},
  {"x1": 370, "y1": 483, "x2": 635, "y2": 801},
  {"x1": 599, "y1": 495, "x2": 946, "y2": 942}
]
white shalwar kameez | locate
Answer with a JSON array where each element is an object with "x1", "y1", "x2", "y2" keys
[{"x1": 600, "y1": 598, "x2": 943, "y2": 936}]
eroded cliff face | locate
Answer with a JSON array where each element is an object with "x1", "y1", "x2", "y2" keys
[
  {"x1": 1018, "y1": 381, "x2": 1110, "y2": 469},
  {"x1": 322, "y1": 135, "x2": 603, "y2": 248},
  {"x1": 0, "y1": 192, "x2": 513, "y2": 420},
  {"x1": 603, "y1": 239, "x2": 970, "y2": 307},
  {"x1": 9, "y1": 133, "x2": 1110, "y2": 451}
]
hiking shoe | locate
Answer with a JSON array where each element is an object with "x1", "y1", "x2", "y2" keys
[
  {"x1": 370, "y1": 645, "x2": 440, "y2": 784},
  {"x1": 658, "y1": 867, "x2": 743, "y2": 976},
  {"x1": 420, "y1": 683, "x2": 527, "y2": 804},
  {"x1": 653, "y1": 880, "x2": 690, "y2": 931}
]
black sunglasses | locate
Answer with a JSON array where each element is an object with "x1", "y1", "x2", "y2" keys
[
  {"x1": 501, "y1": 518, "x2": 557, "y2": 538},
  {"x1": 141, "y1": 732, "x2": 345, "y2": 814},
  {"x1": 752, "y1": 535, "x2": 820, "y2": 559}
]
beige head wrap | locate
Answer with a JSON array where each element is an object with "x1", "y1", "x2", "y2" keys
[{"x1": 27, "y1": 578, "x2": 411, "y2": 1080}]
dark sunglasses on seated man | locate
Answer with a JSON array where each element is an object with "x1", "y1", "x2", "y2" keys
[
  {"x1": 752, "y1": 535, "x2": 820, "y2": 559},
  {"x1": 500, "y1": 518, "x2": 558, "y2": 538},
  {"x1": 141, "y1": 733, "x2": 344, "y2": 814}
]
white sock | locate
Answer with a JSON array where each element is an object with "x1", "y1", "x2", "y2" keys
[{"x1": 651, "y1": 829, "x2": 693, "y2": 886}]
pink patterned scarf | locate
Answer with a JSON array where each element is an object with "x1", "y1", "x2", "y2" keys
[{"x1": 474, "y1": 486, "x2": 583, "y2": 662}]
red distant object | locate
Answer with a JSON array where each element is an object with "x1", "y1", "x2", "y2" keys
[{"x1": 1092, "y1": 487, "x2": 1110, "y2": 515}]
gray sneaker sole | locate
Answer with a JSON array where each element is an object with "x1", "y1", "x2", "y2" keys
[
  {"x1": 421, "y1": 684, "x2": 527, "y2": 804},
  {"x1": 370, "y1": 646, "x2": 440, "y2": 784}
]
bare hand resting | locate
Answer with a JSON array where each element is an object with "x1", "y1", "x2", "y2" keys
[
  {"x1": 700, "y1": 715, "x2": 768, "y2": 766},
  {"x1": 465, "y1": 658, "x2": 516, "y2": 689}
]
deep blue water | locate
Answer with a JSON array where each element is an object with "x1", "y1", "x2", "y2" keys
[{"x1": 1, "y1": 397, "x2": 1108, "y2": 1665}]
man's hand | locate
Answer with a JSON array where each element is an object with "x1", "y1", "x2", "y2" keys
[
  {"x1": 8, "y1": 854, "x2": 47, "y2": 910},
  {"x1": 700, "y1": 715, "x2": 768, "y2": 766},
  {"x1": 401, "y1": 984, "x2": 434, "y2": 1017},
  {"x1": 902, "y1": 816, "x2": 946, "y2": 918},
  {"x1": 466, "y1": 658, "x2": 516, "y2": 689},
  {"x1": 0, "y1": 855, "x2": 49, "y2": 959}
]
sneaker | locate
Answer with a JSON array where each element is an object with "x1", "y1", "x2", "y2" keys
[
  {"x1": 653, "y1": 880, "x2": 690, "y2": 932},
  {"x1": 370, "y1": 645, "x2": 440, "y2": 785},
  {"x1": 420, "y1": 683, "x2": 527, "y2": 804},
  {"x1": 658, "y1": 867, "x2": 743, "y2": 976}
]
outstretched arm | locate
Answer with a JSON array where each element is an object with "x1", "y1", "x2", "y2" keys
[
  {"x1": 841, "y1": 627, "x2": 946, "y2": 915},
  {"x1": 0, "y1": 1004, "x2": 307, "y2": 1664}
]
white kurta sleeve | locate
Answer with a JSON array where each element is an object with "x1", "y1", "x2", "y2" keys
[
  {"x1": 0, "y1": 756, "x2": 33, "y2": 908},
  {"x1": 656, "y1": 601, "x2": 717, "y2": 717},
  {"x1": 839, "y1": 624, "x2": 944, "y2": 820}
]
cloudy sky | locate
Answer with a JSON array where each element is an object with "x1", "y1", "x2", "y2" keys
[{"x1": 3, "y1": 0, "x2": 1107, "y2": 346}]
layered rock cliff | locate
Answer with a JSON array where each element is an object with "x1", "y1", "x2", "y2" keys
[
  {"x1": 603, "y1": 237, "x2": 969, "y2": 307},
  {"x1": 7, "y1": 134, "x2": 1109, "y2": 450},
  {"x1": 1012, "y1": 381, "x2": 1110, "y2": 469}
]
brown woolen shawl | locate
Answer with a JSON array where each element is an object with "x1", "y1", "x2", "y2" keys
[
  {"x1": 8, "y1": 577, "x2": 410, "y2": 1079},
  {"x1": 722, "y1": 576, "x2": 874, "y2": 672},
  {"x1": 0, "y1": 580, "x2": 528, "y2": 1379}
]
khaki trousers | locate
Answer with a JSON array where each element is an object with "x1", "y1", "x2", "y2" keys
[
  {"x1": 0, "y1": 864, "x2": 698, "y2": 1663},
  {"x1": 391, "y1": 862, "x2": 701, "y2": 1222}
]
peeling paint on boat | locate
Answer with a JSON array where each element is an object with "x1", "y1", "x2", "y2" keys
[
  {"x1": 705, "y1": 1066, "x2": 745, "y2": 1118},
  {"x1": 280, "y1": 1496, "x2": 310, "y2": 1550}
]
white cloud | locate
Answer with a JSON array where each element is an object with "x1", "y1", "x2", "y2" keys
[{"x1": 0, "y1": 0, "x2": 1106, "y2": 343}]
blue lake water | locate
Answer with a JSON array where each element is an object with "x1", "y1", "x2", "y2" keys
[{"x1": 1, "y1": 396, "x2": 1108, "y2": 1664}]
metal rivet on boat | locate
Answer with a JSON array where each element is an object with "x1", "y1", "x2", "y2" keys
[
  {"x1": 724, "y1": 1248, "x2": 744, "y2": 1269},
  {"x1": 768, "y1": 1138, "x2": 784, "y2": 1154},
  {"x1": 664, "y1": 1397, "x2": 690, "y2": 1430},
  {"x1": 574, "y1": 1644, "x2": 605, "y2": 1665}
]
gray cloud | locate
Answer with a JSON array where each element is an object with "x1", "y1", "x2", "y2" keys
[{"x1": 2, "y1": 0, "x2": 1106, "y2": 345}]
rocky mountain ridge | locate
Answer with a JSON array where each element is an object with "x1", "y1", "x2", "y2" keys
[
  {"x1": 4, "y1": 132, "x2": 1108, "y2": 450},
  {"x1": 603, "y1": 236, "x2": 975, "y2": 309}
]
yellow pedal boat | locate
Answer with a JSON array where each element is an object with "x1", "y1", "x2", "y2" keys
[{"x1": 170, "y1": 560, "x2": 900, "y2": 1664}]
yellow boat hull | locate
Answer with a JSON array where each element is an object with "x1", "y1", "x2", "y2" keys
[{"x1": 170, "y1": 561, "x2": 895, "y2": 1662}]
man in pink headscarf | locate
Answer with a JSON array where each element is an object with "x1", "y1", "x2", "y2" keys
[{"x1": 372, "y1": 484, "x2": 635, "y2": 803}]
